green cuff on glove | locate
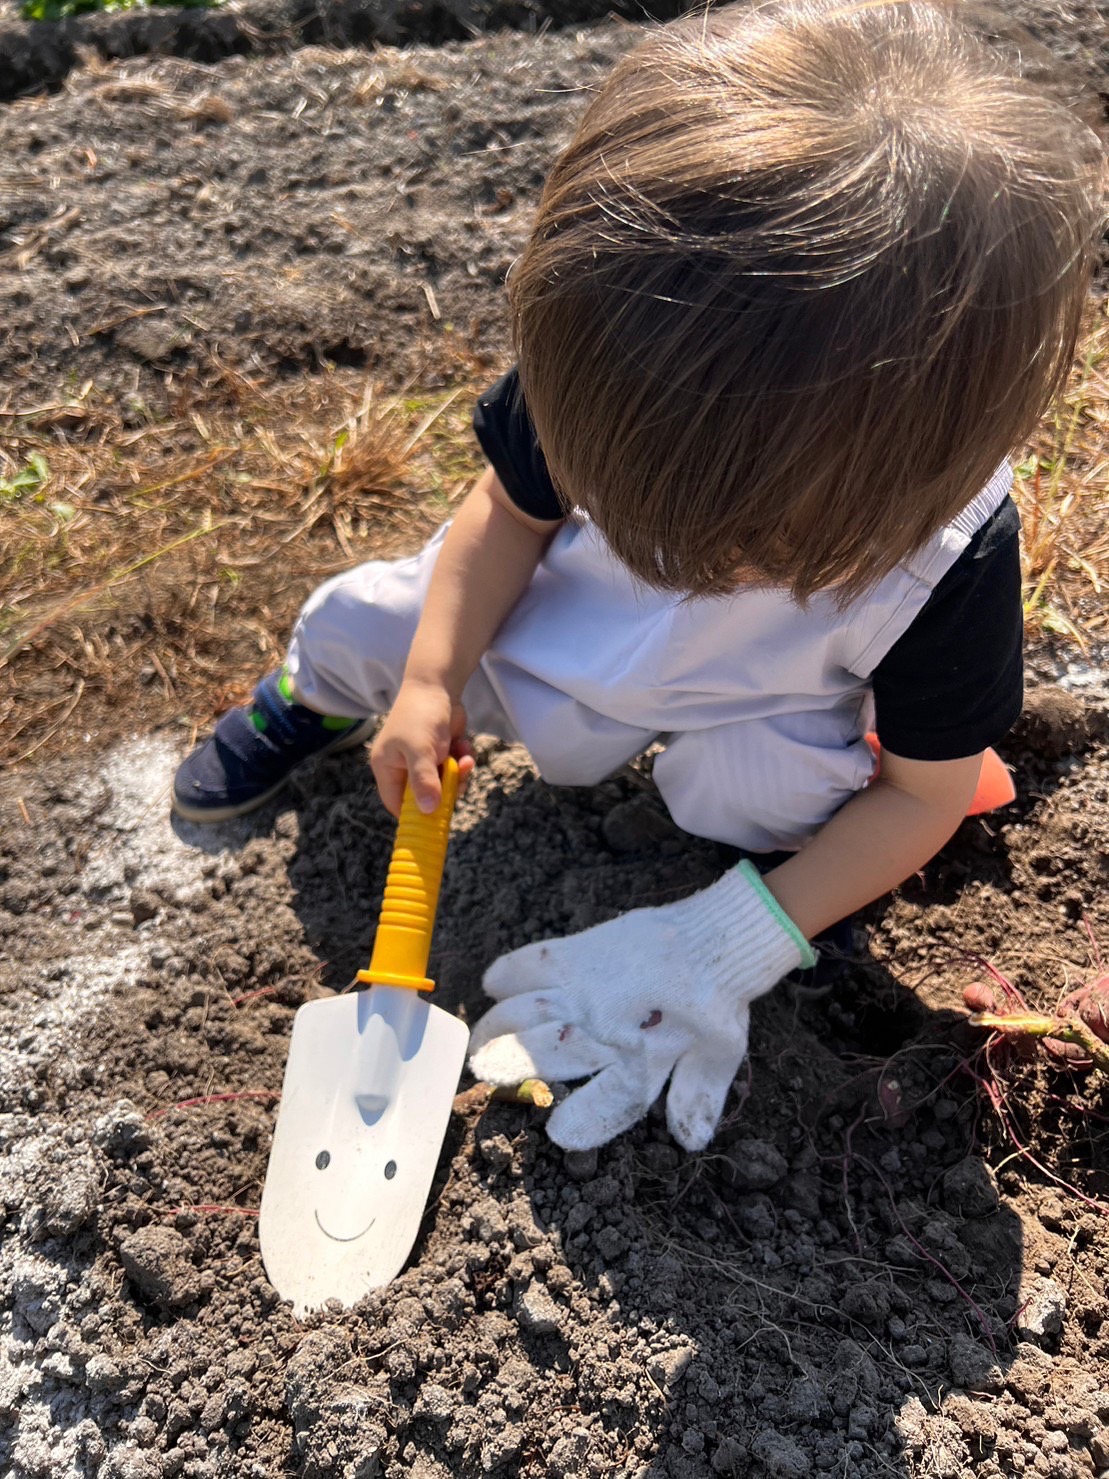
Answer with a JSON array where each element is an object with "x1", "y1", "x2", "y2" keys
[{"x1": 736, "y1": 859, "x2": 818, "y2": 971}]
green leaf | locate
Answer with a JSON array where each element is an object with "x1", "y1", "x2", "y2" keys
[
  {"x1": 22, "y1": 0, "x2": 219, "y2": 19},
  {"x1": 1039, "y1": 605, "x2": 1086, "y2": 646},
  {"x1": 0, "y1": 454, "x2": 50, "y2": 501}
]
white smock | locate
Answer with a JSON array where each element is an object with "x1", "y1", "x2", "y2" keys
[{"x1": 286, "y1": 465, "x2": 1012, "y2": 852}]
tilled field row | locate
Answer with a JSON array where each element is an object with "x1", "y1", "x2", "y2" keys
[{"x1": 1, "y1": 0, "x2": 1106, "y2": 104}]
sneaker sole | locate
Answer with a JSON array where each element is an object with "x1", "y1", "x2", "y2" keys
[{"x1": 171, "y1": 716, "x2": 378, "y2": 825}]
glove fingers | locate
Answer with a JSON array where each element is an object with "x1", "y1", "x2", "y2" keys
[
  {"x1": 467, "y1": 991, "x2": 565, "y2": 1057},
  {"x1": 470, "y1": 1018, "x2": 615, "y2": 1087},
  {"x1": 665, "y1": 1012, "x2": 750, "y2": 1153},
  {"x1": 482, "y1": 938, "x2": 573, "y2": 1001},
  {"x1": 546, "y1": 1053, "x2": 674, "y2": 1152}
]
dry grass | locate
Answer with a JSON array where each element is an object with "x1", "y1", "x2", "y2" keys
[
  {"x1": 0, "y1": 360, "x2": 484, "y2": 768},
  {"x1": 0, "y1": 309, "x2": 1105, "y2": 771},
  {"x1": 1016, "y1": 301, "x2": 1109, "y2": 646}
]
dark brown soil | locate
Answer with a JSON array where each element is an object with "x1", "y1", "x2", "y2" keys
[
  {"x1": 0, "y1": 0, "x2": 680, "y2": 103},
  {"x1": 2, "y1": 12, "x2": 1109, "y2": 1479},
  {"x1": 0, "y1": 3, "x2": 1104, "y2": 410},
  {"x1": 2, "y1": 0, "x2": 1103, "y2": 105},
  {"x1": 3, "y1": 693, "x2": 1109, "y2": 1479},
  {"x1": 0, "y1": 27, "x2": 630, "y2": 407}
]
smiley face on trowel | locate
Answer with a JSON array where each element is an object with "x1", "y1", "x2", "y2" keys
[{"x1": 259, "y1": 986, "x2": 470, "y2": 1316}]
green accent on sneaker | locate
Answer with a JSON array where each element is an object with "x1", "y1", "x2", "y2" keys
[
  {"x1": 737, "y1": 859, "x2": 818, "y2": 969},
  {"x1": 278, "y1": 669, "x2": 295, "y2": 702},
  {"x1": 250, "y1": 711, "x2": 267, "y2": 733},
  {"x1": 321, "y1": 715, "x2": 358, "y2": 731}
]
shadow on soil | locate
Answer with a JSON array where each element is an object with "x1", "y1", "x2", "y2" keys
[{"x1": 171, "y1": 741, "x2": 1030, "y2": 1476}]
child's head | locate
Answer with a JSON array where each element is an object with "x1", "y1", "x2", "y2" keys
[{"x1": 510, "y1": 0, "x2": 1104, "y2": 601}]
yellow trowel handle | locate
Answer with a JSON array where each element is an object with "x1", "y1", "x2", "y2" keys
[{"x1": 357, "y1": 758, "x2": 460, "y2": 992}]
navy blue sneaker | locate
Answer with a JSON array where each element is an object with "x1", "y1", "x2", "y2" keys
[{"x1": 172, "y1": 670, "x2": 377, "y2": 823}]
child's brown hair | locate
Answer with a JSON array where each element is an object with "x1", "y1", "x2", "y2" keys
[{"x1": 509, "y1": 0, "x2": 1105, "y2": 602}]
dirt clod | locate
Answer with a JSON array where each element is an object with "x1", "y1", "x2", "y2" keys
[
  {"x1": 942, "y1": 1157, "x2": 1001, "y2": 1218},
  {"x1": 117, "y1": 1227, "x2": 203, "y2": 1312},
  {"x1": 515, "y1": 1281, "x2": 564, "y2": 1336},
  {"x1": 601, "y1": 796, "x2": 681, "y2": 852},
  {"x1": 720, "y1": 1136, "x2": 788, "y2": 1190},
  {"x1": 647, "y1": 1342, "x2": 695, "y2": 1389},
  {"x1": 1017, "y1": 1277, "x2": 1068, "y2": 1342},
  {"x1": 1010, "y1": 685, "x2": 1109, "y2": 759},
  {"x1": 19, "y1": 1151, "x2": 98, "y2": 1242},
  {"x1": 129, "y1": 889, "x2": 161, "y2": 927},
  {"x1": 750, "y1": 1429, "x2": 813, "y2": 1477}
]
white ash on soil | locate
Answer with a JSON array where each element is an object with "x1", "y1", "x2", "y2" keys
[{"x1": 0, "y1": 738, "x2": 215, "y2": 1478}]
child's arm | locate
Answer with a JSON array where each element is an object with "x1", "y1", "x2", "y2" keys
[
  {"x1": 762, "y1": 749, "x2": 984, "y2": 939},
  {"x1": 469, "y1": 749, "x2": 988, "y2": 1152},
  {"x1": 372, "y1": 465, "x2": 562, "y2": 816}
]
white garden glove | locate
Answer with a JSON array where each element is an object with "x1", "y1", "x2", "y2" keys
[{"x1": 468, "y1": 861, "x2": 815, "y2": 1152}]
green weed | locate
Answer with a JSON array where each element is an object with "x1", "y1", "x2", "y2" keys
[
  {"x1": 23, "y1": 0, "x2": 217, "y2": 19},
  {"x1": 0, "y1": 453, "x2": 49, "y2": 502}
]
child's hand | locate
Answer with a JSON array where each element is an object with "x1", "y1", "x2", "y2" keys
[
  {"x1": 371, "y1": 678, "x2": 474, "y2": 817},
  {"x1": 469, "y1": 861, "x2": 814, "y2": 1151}
]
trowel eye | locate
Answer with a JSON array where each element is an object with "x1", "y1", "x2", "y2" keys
[
  {"x1": 315, "y1": 1151, "x2": 331, "y2": 1170},
  {"x1": 384, "y1": 1160, "x2": 397, "y2": 1180}
]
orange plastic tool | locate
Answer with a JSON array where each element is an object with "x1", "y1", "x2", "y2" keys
[{"x1": 259, "y1": 760, "x2": 469, "y2": 1315}]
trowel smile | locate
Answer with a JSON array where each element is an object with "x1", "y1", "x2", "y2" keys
[{"x1": 313, "y1": 1209, "x2": 377, "y2": 1243}]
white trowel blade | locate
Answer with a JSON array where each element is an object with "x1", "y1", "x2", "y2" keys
[{"x1": 259, "y1": 985, "x2": 469, "y2": 1316}]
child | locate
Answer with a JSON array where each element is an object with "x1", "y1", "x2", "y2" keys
[{"x1": 173, "y1": 0, "x2": 1103, "y2": 1153}]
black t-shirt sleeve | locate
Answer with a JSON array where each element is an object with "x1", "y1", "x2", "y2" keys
[
  {"x1": 473, "y1": 368, "x2": 565, "y2": 522},
  {"x1": 870, "y1": 497, "x2": 1024, "y2": 760}
]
